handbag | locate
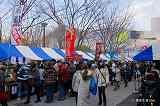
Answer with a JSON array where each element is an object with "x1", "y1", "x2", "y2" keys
[{"x1": 89, "y1": 77, "x2": 97, "y2": 95}]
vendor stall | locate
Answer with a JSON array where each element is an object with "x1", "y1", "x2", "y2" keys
[
  {"x1": 0, "y1": 43, "x2": 95, "y2": 100},
  {"x1": 0, "y1": 43, "x2": 65, "y2": 61}
]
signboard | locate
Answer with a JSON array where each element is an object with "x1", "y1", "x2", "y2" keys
[{"x1": 96, "y1": 42, "x2": 104, "y2": 60}]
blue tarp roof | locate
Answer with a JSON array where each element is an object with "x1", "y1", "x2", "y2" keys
[
  {"x1": 0, "y1": 43, "x2": 23, "y2": 60},
  {"x1": 133, "y1": 46, "x2": 153, "y2": 61},
  {"x1": 52, "y1": 48, "x2": 65, "y2": 57},
  {"x1": 0, "y1": 43, "x2": 10, "y2": 60}
]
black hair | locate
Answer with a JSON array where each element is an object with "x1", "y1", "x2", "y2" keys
[
  {"x1": 81, "y1": 70, "x2": 89, "y2": 81},
  {"x1": 39, "y1": 63, "x2": 44, "y2": 69},
  {"x1": 97, "y1": 61, "x2": 105, "y2": 69},
  {"x1": 52, "y1": 59, "x2": 56, "y2": 62},
  {"x1": 76, "y1": 64, "x2": 81, "y2": 70}
]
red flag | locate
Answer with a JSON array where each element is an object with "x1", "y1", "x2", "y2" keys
[{"x1": 11, "y1": 25, "x2": 22, "y2": 45}]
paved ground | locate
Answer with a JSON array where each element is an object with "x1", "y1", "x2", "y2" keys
[
  {"x1": 8, "y1": 81, "x2": 136, "y2": 106},
  {"x1": 117, "y1": 93, "x2": 138, "y2": 106}
]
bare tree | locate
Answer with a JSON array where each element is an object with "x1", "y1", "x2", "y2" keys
[
  {"x1": 11, "y1": 0, "x2": 42, "y2": 36},
  {"x1": 47, "y1": 24, "x2": 66, "y2": 48},
  {"x1": 39, "y1": 0, "x2": 105, "y2": 47},
  {"x1": 95, "y1": 3, "x2": 133, "y2": 58}
]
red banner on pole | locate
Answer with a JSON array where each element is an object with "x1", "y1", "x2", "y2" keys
[
  {"x1": 65, "y1": 26, "x2": 76, "y2": 61},
  {"x1": 11, "y1": 25, "x2": 22, "y2": 45}
]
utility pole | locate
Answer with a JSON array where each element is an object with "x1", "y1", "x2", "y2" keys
[{"x1": 41, "y1": 22, "x2": 48, "y2": 47}]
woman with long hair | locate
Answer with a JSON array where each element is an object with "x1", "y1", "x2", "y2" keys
[{"x1": 77, "y1": 61, "x2": 93, "y2": 106}]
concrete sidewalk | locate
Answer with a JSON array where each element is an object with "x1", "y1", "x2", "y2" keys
[
  {"x1": 8, "y1": 81, "x2": 135, "y2": 106},
  {"x1": 117, "y1": 93, "x2": 138, "y2": 106}
]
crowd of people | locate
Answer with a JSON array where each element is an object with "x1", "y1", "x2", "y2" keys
[{"x1": 0, "y1": 59, "x2": 159, "y2": 106}]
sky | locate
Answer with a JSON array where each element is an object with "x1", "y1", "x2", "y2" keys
[
  {"x1": 129, "y1": 0, "x2": 160, "y2": 31},
  {"x1": 0, "y1": 0, "x2": 160, "y2": 36},
  {"x1": 0, "y1": 0, "x2": 13, "y2": 36},
  {"x1": 109, "y1": 0, "x2": 160, "y2": 31}
]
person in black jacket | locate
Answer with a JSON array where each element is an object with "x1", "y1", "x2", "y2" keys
[
  {"x1": 124, "y1": 62, "x2": 129, "y2": 87},
  {"x1": 33, "y1": 63, "x2": 44, "y2": 103}
]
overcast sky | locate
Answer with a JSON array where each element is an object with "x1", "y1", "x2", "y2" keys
[
  {"x1": 131, "y1": 0, "x2": 160, "y2": 31},
  {"x1": 0, "y1": 0, "x2": 160, "y2": 36}
]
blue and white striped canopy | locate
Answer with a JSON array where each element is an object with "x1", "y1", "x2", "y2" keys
[
  {"x1": 86, "y1": 52, "x2": 95, "y2": 59},
  {"x1": 60, "y1": 50, "x2": 94, "y2": 60},
  {"x1": 0, "y1": 43, "x2": 94, "y2": 61},
  {"x1": 84, "y1": 52, "x2": 121, "y2": 61},
  {"x1": 0, "y1": 43, "x2": 132, "y2": 61}
]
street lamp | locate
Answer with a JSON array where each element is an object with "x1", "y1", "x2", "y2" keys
[{"x1": 41, "y1": 22, "x2": 48, "y2": 47}]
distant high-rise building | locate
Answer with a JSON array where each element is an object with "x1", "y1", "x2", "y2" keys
[{"x1": 151, "y1": 17, "x2": 160, "y2": 34}]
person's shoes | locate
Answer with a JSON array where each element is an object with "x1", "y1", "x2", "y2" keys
[
  {"x1": 97, "y1": 102, "x2": 102, "y2": 105},
  {"x1": 45, "y1": 100, "x2": 51, "y2": 103},
  {"x1": 58, "y1": 97, "x2": 65, "y2": 101},
  {"x1": 103, "y1": 103, "x2": 106, "y2": 106},
  {"x1": 24, "y1": 101, "x2": 30, "y2": 104},
  {"x1": 124, "y1": 85, "x2": 127, "y2": 88},
  {"x1": 35, "y1": 100, "x2": 41, "y2": 103},
  {"x1": 17, "y1": 97, "x2": 21, "y2": 101}
]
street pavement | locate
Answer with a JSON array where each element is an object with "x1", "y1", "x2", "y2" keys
[
  {"x1": 8, "y1": 81, "x2": 136, "y2": 106},
  {"x1": 117, "y1": 93, "x2": 138, "y2": 106}
]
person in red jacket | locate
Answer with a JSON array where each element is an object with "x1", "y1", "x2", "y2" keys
[
  {"x1": 58, "y1": 62, "x2": 71, "y2": 100},
  {"x1": 63, "y1": 62, "x2": 71, "y2": 96}
]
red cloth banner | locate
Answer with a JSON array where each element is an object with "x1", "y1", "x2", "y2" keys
[
  {"x1": 11, "y1": 25, "x2": 22, "y2": 45},
  {"x1": 65, "y1": 27, "x2": 76, "y2": 60}
]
